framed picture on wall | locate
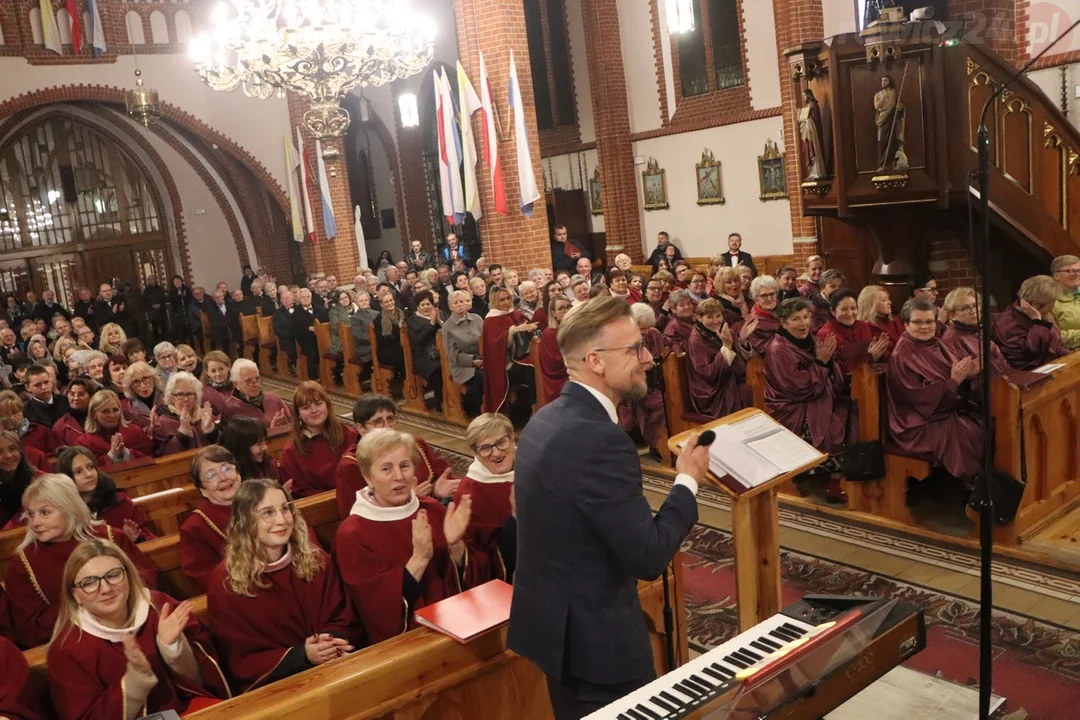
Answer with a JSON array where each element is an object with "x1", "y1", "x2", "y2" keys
[
  {"x1": 590, "y1": 167, "x2": 603, "y2": 215},
  {"x1": 642, "y1": 158, "x2": 669, "y2": 210},
  {"x1": 758, "y1": 139, "x2": 788, "y2": 201},
  {"x1": 695, "y1": 149, "x2": 725, "y2": 205},
  {"x1": 380, "y1": 208, "x2": 396, "y2": 229}
]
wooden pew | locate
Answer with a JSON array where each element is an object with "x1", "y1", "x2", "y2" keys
[
  {"x1": 436, "y1": 330, "x2": 469, "y2": 426},
  {"x1": 314, "y1": 320, "x2": 338, "y2": 389},
  {"x1": 134, "y1": 485, "x2": 203, "y2": 536},
  {"x1": 745, "y1": 354, "x2": 767, "y2": 411},
  {"x1": 200, "y1": 311, "x2": 212, "y2": 354},
  {"x1": 294, "y1": 338, "x2": 309, "y2": 382},
  {"x1": 340, "y1": 323, "x2": 363, "y2": 397},
  {"x1": 530, "y1": 336, "x2": 547, "y2": 415},
  {"x1": 256, "y1": 315, "x2": 277, "y2": 376},
  {"x1": 631, "y1": 254, "x2": 796, "y2": 282},
  {"x1": 367, "y1": 323, "x2": 394, "y2": 398},
  {"x1": 240, "y1": 314, "x2": 260, "y2": 363},
  {"x1": 400, "y1": 325, "x2": 427, "y2": 413},
  {"x1": 660, "y1": 352, "x2": 713, "y2": 436}
]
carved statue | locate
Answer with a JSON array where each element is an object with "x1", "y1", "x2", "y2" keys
[
  {"x1": 863, "y1": 0, "x2": 898, "y2": 27},
  {"x1": 874, "y1": 74, "x2": 907, "y2": 173},
  {"x1": 799, "y1": 89, "x2": 827, "y2": 180}
]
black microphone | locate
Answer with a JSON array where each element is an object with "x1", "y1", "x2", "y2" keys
[{"x1": 696, "y1": 429, "x2": 716, "y2": 447}]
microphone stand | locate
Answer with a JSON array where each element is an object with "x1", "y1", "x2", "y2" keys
[{"x1": 973, "y1": 18, "x2": 1080, "y2": 719}]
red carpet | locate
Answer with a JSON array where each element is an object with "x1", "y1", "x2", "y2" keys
[{"x1": 681, "y1": 525, "x2": 1080, "y2": 719}]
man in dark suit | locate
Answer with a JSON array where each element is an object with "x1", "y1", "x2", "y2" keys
[
  {"x1": 273, "y1": 289, "x2": 298, "y2": 373},
  {"x1": 550, "y1": 224, "x2": 591, "y2": 274},
  {"x1": 724, "y1": 232, "x2": 757, "y2": 277},
  {"x1": 509, "y1": 296, "x2": 710, "y2": 719},
  {"x1": 32, "y1": 289, "x2": 71, "y2": 325},
  {"x1": 207, "y1": 289, "x2": 232, "y2": 353}
]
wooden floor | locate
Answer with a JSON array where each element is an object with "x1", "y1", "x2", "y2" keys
[
  {"x1": 826, "y1": 667, "x2": 1004, "y2": 719},
  {"x1": 1027, "y1": 508, "x2": 1080, "y2": 569}
]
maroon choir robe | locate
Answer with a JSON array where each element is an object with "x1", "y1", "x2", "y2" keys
[
  {"x1": 206, "y1": 548, "x2": 361, "y2": 692},
  {"x1": 333, "y1": 491, "x2": 479, "y2": 643},
  {"x1": 532, "y1": 307, "x2": 548, "y2": 329},
  {"x1": 150, "y1": 410, "x2": 217, "y2": 456},
  {"x1": 817, "y1": 317, "x2": 878, "y2": 375},
  {"x1": 687, "y1": 324, "x2": 745, "y2": 419},
  {"x1": 764, "y1": 333, "x2": 854, "y2": 455},
  {"x1": 0, "y1": 584, "x2": 11, "y2": 641},
  {"x1": 992, "y1": 303, "x2": 1071, "y2": 371},
  {"x1": 96, "y1": 492, "x2": 156, "y2": 542},
  {"x1": 219, "y1": 390, "x2": 292, "y2": 429},
  {"x1": 538, "y1": 327, "x2": 568, "y2": 403},
  {"x1": 663, "y1": 314, "x2": 694, "y2": 354},
  {"x1": 179, "y1": 499, "x2": 231, "y2": 594},
  {"x1": 809, "y1": 293, "x2": 832, "y2": 334},
  {"x1": 47, "y1": 590, "x2": 229, "y2": 720},
  {"x1": 21, "y1": 422, "x2": 62, "y2": 457},
  {"x1": 201, "y1": 383, "x2": 233, "y2": 417},
  {"x1": 0, "y1": 636, "x2": 42, "y2": 719},
  {"x1": 941, "y1": 322, "x2": 1009, "y2": 376},
  {"x1": 480, "y1": 310, "x2": 532, "y2": 413},
  {"x1": 335, "y1": 436, "x2": 453, "y2": 519},
  {"x1": 747, "y1": 305, "x2": 781, "y2": 356},
  {"x1": 887, "y1": 334, "x2": 983, "y2": 480},
  {"x1": 279, "y1": 425, "x2": 359, "y2": 499},
  {"x1": 121, "y1": 394, "x2": 158, "y2": 430},
  {"x1": 649, "y1": 302, "x2": 670, "y2": 333},
  {"x1": 5, "y1": 524, "x2": 158, "y2": 649},
  {"x1": 871, "y1": 314, "x2": 905, "y2": 345},
  {"x1": 453, "y1": 462, "x2": 514, "y2": 583},
  {"x1": 717, "y1": 296, "x2": 745, "y2": 332},
  {"x1": 52, "y1": 411, "x2": 87, "y2": 446},
  {"x1": 75, "y1": 424, "x2": 152, "y2": 467},
  {"x1": 616, "y1": 328, "x2": 669, "y2": 447}
]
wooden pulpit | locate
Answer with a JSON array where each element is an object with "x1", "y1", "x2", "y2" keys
[{"x1": 669, "y1": 408, "x2": 826, "y2": 632}]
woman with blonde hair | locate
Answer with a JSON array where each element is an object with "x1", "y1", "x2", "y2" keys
[
  {"x1": 76, "y1": 389, "x2": 153, "y2": 465},
  {"x1": 47, "y1": 539, "x2": 228, "y2": 719},
  {"x1": 279, "y1": 381, "x2": 357, "y2": 498},
  {"x1": 175, "y1": 343, "x2": 204, "y2": 379},
  {"x1": 53, "y1": 335, "x2": 77, "y2": 363},
  {"x1": 150, "y1": 371, "x2": 217, "y2": 456},
  {"x1": 538, "y1": 293, "x2": 572, "y2": 403},
  {"x1": 455, "y1": 414, "x2": 518, "y2": 583},
  {"x1": 97, "y1": 322, "x2": 127, "y2": 356},
  {"x1": 207, "y1": 479, "x2": 360, "y2": 692},
  {"x1": 993, "y1": 274, "x2": 1072, "y2": 370},
  {"x1": 26, "y1": 333, "x2": 53, "y2": 366},
  {"x1": 858, "y1": 284, "x2": 905, "y2": 344},
  {"x1": 799, "y1": 255, "x2": 826, "y2": 297},
  {"x1": 941, "y1": 287, "x2": 1009, "y2": 375},
  {"x1": 3, "y1": 474, "x2": 156, "y2": 649},
  {"x1": 200, "y1": 350, "x2": 233, "y2": 416},
  {"x1": 121, "y1": 360, "x2": 163, "y2": 429}
]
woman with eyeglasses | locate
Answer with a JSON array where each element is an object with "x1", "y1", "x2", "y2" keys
[
  {"x1": 150, "y1": 372, "x2": 218, "y2": 456},
  {"x1": 335, "y1": 394, "x2": 459, "y2": 519},
  {"x1": 179, "y1": 445, "x2": 242, "y2": 593},
  {"x1": 538, "y1": 294, "x2": 573, "y2": 404},
  {"x1": 121, "y1": 361, "x2": 164, "y2": 430},
  {"x1": 816, "y1": 288, "x2": 891, "y2": 376},
  {"x1": 747, "y1": 275, "x2": 783, "y2": 355},
  {"x1": 4, "y1": 474, "x2": 157, "y2": 649},
  {"x1": 47, "y1": 539, "x2": 228, "y2": 719},
  {"x1": 280, "y1": 382, "x2": 357, "y2": 498},
  {"x1": 333, "y1": 430, "x2": 474, "y2": 643},
  {"x1": 208, "y1": 479, "x2": 360, "y2": 691},
  {"x1": 76, "y1": 389, "x2": 153, "y2": 467},
  {"x1": 992, "y1": 274, "x2": 1072, "y2": 371},
  {"x1": 940, "y1": 287, "x2": 1009, "y2": 376},
  {"x1": 662, "y1": 289, "x2": 696, "y2": 354},
  {"x1": 57, "y1": 446, "x2": 155, "y2": 543}
]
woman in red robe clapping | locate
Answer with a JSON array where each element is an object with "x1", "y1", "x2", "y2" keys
[
  {"x1": 455, "y1": 414, "x2": 517, "y2": 583},
  {"x1": 75, "y1": 390, "x2": 153, "y2": 467},
  {"x1": 858, "y1": 285, "x2": 905, "y2": 345},
  {"x1": 538, "y1": 294, "x2": 572, "y2": 403},
  {"x1": 687, "y1": 298, "x2": 754, "y2": 420},
  {"x1": 179, "y1": 445, "x2": 242, "y2": 593},
  {"x1": 481, "y1": 286, "x2": 538, "y2": 418},
  {"x1": 279, "y1": 382, "x2": 357, "y2": 498},
  {"x1": 57, "y1": 446, "x2": 155, "y2": 542},
  {"x1": 5, "y1": 474, "x2": 157, "y2": 649},
  {"x1": 663, "y1": 289, "x2": 697, "y2": 354},
  {"x1": 207, "y1": 479, "x2": 360, "y2": 692},
  {"x1": 816, "y1": 289, "x2": 891, "y2": 376},
  {"x1": 333, "y1": 429, "x2": 476, "y2": 643},
  {"x1": 48, "y1": 539, "x2": 229, "y2": 719}
]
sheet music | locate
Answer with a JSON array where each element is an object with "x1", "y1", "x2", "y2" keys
[
  {"x1": 1033, "y1": 363, "x2": 1066, "y2": 374},
  {"x1": 727, "y1": 412, "x2": 783, "y2": 439},
  {"x1": 745, "y1": 430, "x2": 823, "y2": 474}
]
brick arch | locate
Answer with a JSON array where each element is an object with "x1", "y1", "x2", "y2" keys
[
  {"x1": 344, "y1": 95, "x2": 409, "y2": 259},
  {"x1": 0, "y1": 84, "x2": 291, "y2": 216}
]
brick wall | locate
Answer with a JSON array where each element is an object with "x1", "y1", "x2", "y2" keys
[
  {"x1": 950, "y1": 0, "x2": 1021, "y2": 67},
  {"x1": 928, "y1": 235, "x2": 979, "y2": 296}
]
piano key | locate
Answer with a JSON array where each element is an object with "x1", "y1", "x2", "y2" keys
[
  {"x1": 741, "y1": 648, "x2": 764, "y2": 661},
  {"x1": 724, "y1": 654, "x2": 750, "y2": 669},
  {"x1": 650, "y1": 695, "x2": 676, "y2": 713},
  {"x1": 781, "y1": 622, "x2": 808, "y2": 636},
  {"x1": 681, "y1": 676, "x2": 708, "y2": 695},
  {"x1": 658, "y1": 690, "x2": 685, "y2": 708},
  {"x1": 633, "y1": 704, "x2": 661, "y2": 720},
  {"x1": 703, "y1": 665, "x2": 730, "y2": 682},
  {"x1": 752, "y1": 639, "x2": 778, "y2": 652},
  {"x1": 708, "y1": 662, "x2": 735, "y2": 677},
  {"x1": 624, "y1": 708, "x2": 647, "y2": 720},
  {"x1": 731, "y1": 650, "x2": 757, "y2": 664},
  {"x1": 673, "y1": 680, "x2": 700, "y2": 699},
  {"x1": 617, "y1": 714, "x2": 632, "y2": 720},
  {"x1": 690, "y1": 673, "x2": 714, "y2": 689},
  {"x1": 770, "y1": 628, "x2": 798, "y2": 643}
]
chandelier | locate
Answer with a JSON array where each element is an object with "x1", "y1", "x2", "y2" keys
[
  {"x1": 189, "y1": 0, "x2": 436, "y2": 139},
  {"x1": 126, "y1": 68, "x2": 162, "y2": 128}
]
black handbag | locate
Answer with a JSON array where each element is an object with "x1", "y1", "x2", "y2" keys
[
  {"x1": 968, "y1": 414, "x2": 1027, "y2": 526},
  {"x1": 841, "y1": 397, "x2": 886, "y2": 481}
]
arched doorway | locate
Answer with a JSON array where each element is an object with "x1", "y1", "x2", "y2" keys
[{"x1": 0, "y1": 115, "x2": 171, "y2": 307}]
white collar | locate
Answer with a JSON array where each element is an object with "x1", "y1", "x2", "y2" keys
[
  {"x1": 350, "y1": 486, "x2": 420, "y2": 521},
  {"x1": 263, "y1": 545, "x2": 293, "y2": 572},
  {"x1": 485, "y1": 308, "x2": 513, "y2": 318},
  {"x1": 571, "y1": 381, "x2": 618, "y2": 423},
  {"x1": 75, "y1": 589, "x2": 151, "y2": 643},
  {"x1": 466, "y1": 458, "x2": 515, "y2": 484}
]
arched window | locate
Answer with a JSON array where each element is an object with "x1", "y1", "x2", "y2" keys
[
  {"x1": 29, "y1": 8, "x2": 43, "y2": 45},
  {"x1": 149, "y1": 10, "x2": 169, "y2": 44},
  {"x1": 125, "y1": 11, "x2": 145, "y2": 45},
  {"x1": 56, "y1": 8, "x2": 72, "y2": 46},
  {"x1": 174, "y1": 11, "x2": 192, "y2": 43}
]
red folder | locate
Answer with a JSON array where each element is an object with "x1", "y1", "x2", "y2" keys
[{"x1": 413, "y1": 579, "x2": 513, "y2": 644}]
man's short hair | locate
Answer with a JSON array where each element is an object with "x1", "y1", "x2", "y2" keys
[
  {"x1": 728, "y1": 233, "x2": 742, "y2": 241},
  {"x1": 1051, "y1": 255, "x2": 1080, "y2": 274},
  {"x1": 554, "y1": 224, "x2": 567, "y2": 232},
  {"x1": 658, "y1": 231, "x2": 670, "y2": 241},
  {"x1": 26, "y1": 363, "x2": 50, "y2": 380},
  {"x1": 557, "y1": 296, "x2": 633, "y2": 360},
  {"x1": 353, "y1": 393, "x2": 397, "y2": 425},
  {"x1": 489, "y1": 264, "x2": 503, "y2": 273}
]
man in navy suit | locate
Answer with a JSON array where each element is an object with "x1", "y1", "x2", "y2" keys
[
  {"x1": 724, "y1": 232, "x2": 757, "y2": 277},
  {"x1": 509, "y1": 296, "x2": 710, "y2": 719}
]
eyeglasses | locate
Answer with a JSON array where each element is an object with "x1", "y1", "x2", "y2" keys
[
  {"x1": 756, "y1": 292, "x2": 778, "y2": 300},
  {"x1": 954, "y1": 303, "x2": 978, "y2": 313},
  {"x1": 1058, "y1": 269, "x2": 1080, "y2": 276},
  {"x1": 907, "y1": 319, "x2": 937, "y2": 328},
  {"x1": 73, "y1": 566, "x2": 126, "y2": 594},
  {"x1": 204, "y1": 462, "x2": 236, "y2": 484},
  {"x1": 131, "y1": 376, "x2": 154, "y2": 387},
  {"x1": 921, "y1": 287, "x2": 939, "y2": 295},
  {"x1": 365, "y1": 415, "x2": 398, "y2": 429},
  {"x1": 474, "y1": 435, "x2": 513, "y2": 458},
  {"x1": 237, "y1": 375, "x2": 261, "y2": 386},
  {"x1": 173, "y1": 391, "x2": 196, "y2": 399},
  {"x1": 586, "y1": 343, "x2": 652, "y2": 361},
  {"x1": 257, "y1": 502, "x2": 295, "y2": 522}
]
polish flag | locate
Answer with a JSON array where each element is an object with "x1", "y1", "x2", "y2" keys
[
  {"x1": 295, "y1": 127, "x2": 317, "y2": 243},
  {"x1": 479, "y1": 51, "x2": 507, "y2": 215}
]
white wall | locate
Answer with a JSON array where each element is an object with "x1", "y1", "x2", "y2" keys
[
  {"x1": 1026, "y1": 0, "x2": 1080, "y2": 57},
  {"x1": 632, "y1": 116, "x2": 792, "y2": 258},
  {"x1": 822, "y1": 0, "x2": 859, "y2": 39},
  {"x1": 565, "y1": 0, "x2": 596, "y2": 143},
  {"x1": 1028, "y1": 63, "x2": 1080, "y2": 131},
  {"x1": 743, "y1": 0, "x2": 782, "y2": 109},
  {"x1": 544, "y1": 148, "x2": 604, "y2": 233},
  {"x1": 618, "y1": 0, "x2": 663, "y2": 134}
]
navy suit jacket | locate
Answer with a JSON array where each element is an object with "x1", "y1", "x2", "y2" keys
[{"x1": 508, "y1": 382, "x2": 698, "y2": 685}]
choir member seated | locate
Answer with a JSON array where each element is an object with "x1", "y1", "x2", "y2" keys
[
  {"x1": 335, "y1": 394, "x2": 459, "y2": 519},
  {"x1": 0, "y1": 390, "x2": 62, "y2": 457},
  {"x1": 809, "y1": 269, "x2": 845, "y2": 334},
  {"x1": 76, "y1": 389, "x2": 153, "y2": 466},
  {"x1": 747, "y1": 275, "x2": 782, "y2": 354},
  {"x1": 539, "y1": 294, "x2": 573, "y2": 404},
  {"x1": 455, "y1": 414, "x2": 517, "y2": 583},
  {"x1": 776, "y1": 266, "x2": 800, "y2": 303},
  {"x1": 888, "y1": 297, "x2": 984, "y2": 485},
  {"x1": 121, "y1": 361, "x2": 163, "y2": 430},
  {"x1": 375, "y1": 289, "x2": 407, "y2": 378},
  {"x1": 443, "y1": 289, "x2": 486, "y2": 417},
  {"x1": 0, "y1": 429, "x2": 40, "y2": 527},
  {"x1": 940, "y1": 287, "x2": 1008, "y2": 375},
  {"x1": 4, "y1": 473, "x2": 157, "y2": 649},
  {"x1": 713, "y1": 267, "x2": 751, "y2": 328},
  {"x1": 687, "y1": 298, "x2": 753, "y2": 419},
  {"x1": 1052, "y1": 254, "x2": 1080, "y2": 349},
  {"x1": 858, "y1": 285, "x2": 904, "y2": 344},
  {"x1": 279, "y1": 381, "x2": 357, "y2": 498},
  {"x1": 220, "y1": 358, "x2": 292, "y2": 428},
  {"x1": 200, "y1": 350, "x2": 233, "y2": 416},
  {"x1": 221, "y1": 415, "x2": 281, "y2": 481},
  {"x1": 0, "y1": 635, "x2": 42, "y2": 718},
  {"x1": 180, "y1": 445, "x2": 243, "y2": 593},
  {"x1": 764, "y1": 298, "x2": 854, "y2": 504},
  {"x1": 816, "y1": 289, "x2": 891, "y2": 376},
  {"x1": 176, "y1": 343, "x2": 204, "y2": 380},
  {"x1": 151, "y1": 371, "x2": 218, "y2": 455},
  {"x1": 992, "y1": 275, "x2": 1072, "y2": 370},
  {"x1": 481, "y1": 287, "x2": 538, "y2": 421},
  {"x1": 57, "y1": 446, "x2": 155, "y2": 542},
  {"x1": 104, "y1": 354, "x2": 129, "y2": 393},
  {"x1": 332, "y1": 429, "x2": 475, "y2": 643},
  {"x1": 207, "y1": 479, "x2": 360, "y2": 692},
  {"x1": 407, "y1": 290, "x2": 444, "y2": 410},
  {"x1": 644, "y1": 276, "x2": 670, "y2": 332},
  {"x1": 616, "y1": 303, "x2": 670, "y2": 461},
  {"x1": 799, "y1": 255, "x2": 826, "y2": 297},
  {"x1": 47, "y1": 539, "x2": 229, "y2": 719},
  {"x1": 662, "y1": 289, "x2": 696, "y2": 353}
]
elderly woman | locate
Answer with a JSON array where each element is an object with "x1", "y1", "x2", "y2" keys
[
  {"x1": 84, "y1": 350, "x2": 107, "y2": 385},
  {"x1": 569, "y1": 275, "x2": 590, "y2": 306},
  {"x1": 25, "y1": 334, "x2": 52, "y2": 366},
  {"x1": 279, "y1": 381, "x2": 357, "y2": 498},
  {"x1": 1052, "y1": 254, "x2": 1080, "y2": 349},
  {"x1": 748, "y1": 275, "x2": 783, "y2": 355},
  {"x1": 538, "y1": 294, "x2": 572, "y2": 404},
  {"x1": 58, "y1": 445, "x2": 153, "y2": 542},
  {"x1": 0, "y1": 430, "x2": 42, "y2": 528},
  {"x1": 714, "y1": 267, "x2": 750, "y2": 327},
  {"x1": 481, "y1": 286, "x2": 538, "y2": 418},
  {"x1": 208, "y1": 479, "x2": 360, "y2": 691},
  {"x1": 454, "y1": 414, "x2": 517, "y2": 583},
  {"x1": 97, "y1": 322, "x2": 127, "y2": 356},
  {"x1": 809, "y1": 269, "x2": 845, "y2": 334},
  {"x1": 121, "y1": 361, "x2": 163, "y2": 429},
  {"x1": 469, "y1": 276, "x2": 490, "y2": 317},
  {"x1": 407, "y1": 290, "x2": 444, "y2": 408},
  {"x1": 328, "y1": 289, "x2": 354, "y2": 354},
  {"x1": 0, "y1": 390, "x2": 62, "y2": 460},
  {"x1": 48, "y1": 539, "x2": 228, "y2": 718},
  {"x1": 516, "y1": 280, "x2": 542, "y2": 320},
  {"x1": 220, "y1": 358, "x2": 291, "y2": 428},
  {"x1": 888, "y1": 297, "x2": 984, "y2": 483},
  {"x1": 348, "y1": 289, "x2": 380, "y2": 372},
  {"x1": 443, "y1": 289, "x2": 485, "y2": 416},
  {"x1": 77, "y1": 389, "x2": 153, "y2": 466},
  {"x1": 687, "y1": 298, "x2": 754, "y2": 419},
  {"x1": 332, "y1": 430, "x2": 475, "y2": 643},
  {"x1": 200, "y1": 350, "x2": 232, "y2": 416},
  {"x1": 616, "y1": 303, "x2": 670, "y2": 460},
  {"x1": 4, "y1": 474, "x2": 157, "y2": 649},
  {"x1": 180, "y1": 445, "x2": 243, "y2": 592},
  {"x1": 799, "y1": 255, "x2": 826, "y2": 297},
  {"x1": 764, "y1": 298, "x2": 854, "y2": 504},
  {"x1": 662, "y1": 288, "x2": 696, "y2": 354},
  {"x1": 858, "y1": 284, "x2": 905, "y2": 344},
  {"x1": 993, "y1": 275, "x2": 1072, "y2": 370},
  {"x1": 940, "y1": 287, "x2": 1009, "y2": 375},
  {"x1": 817, "y1": 288, "x2": 891, "y2": 375},
  {"x1": 151, "y1": 371, "x2": 217, "y2": 456},
  {"x1": 153, "y1": 341, "x2": 179, "y2": 384}
]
